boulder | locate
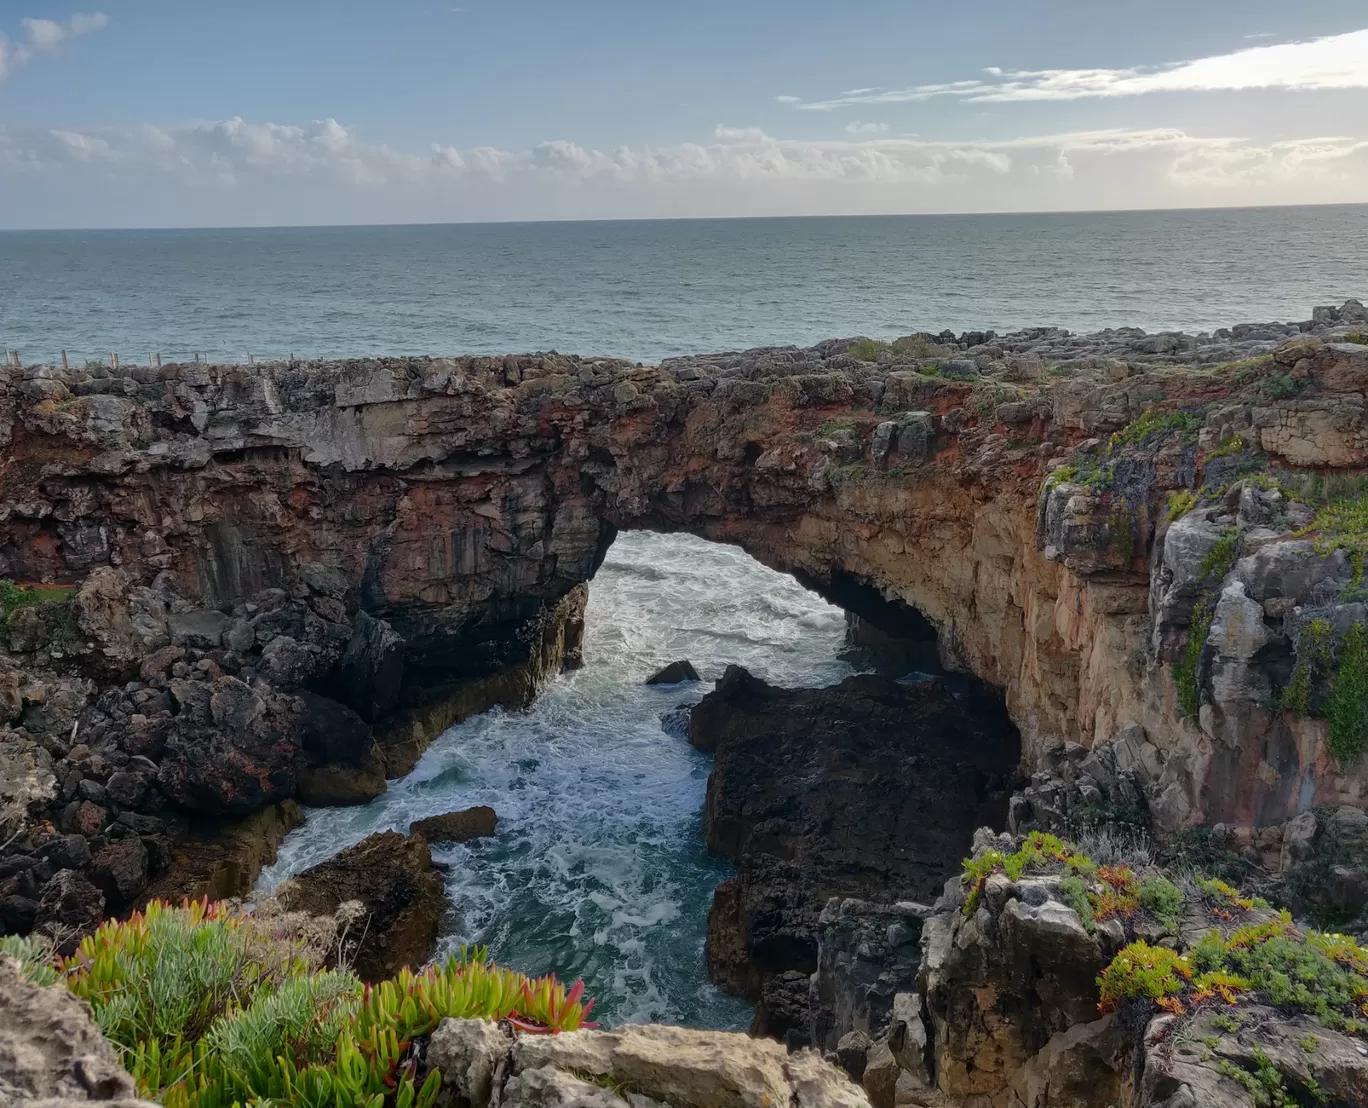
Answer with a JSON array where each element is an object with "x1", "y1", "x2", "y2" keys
[
  {"x1": 156, "y1": 677, "x2": 303, "y2": 816},
  {"x1": 88, "y1": 839, "x2": 148, "y2": 908},
  {"x1": 276, "y1": 830, "x2": 442, "y2": 982},
  {"x1": 510, "y1": 1022, "x2": 871, "y2": 1108},
  {"x1": 645, "y1": 660, "x2": 699, "y2": 685},
  {"x1": 294, "y1": 691, "x2": 385, "y2": 807},
  {"x1": 33, "y1": 871, "x2": 105, "y2": 954},
  {"x1": 0, "y1": 954, "x2": 155, "y2": 1108},
  {"x1": 409, "y1": 806, "x2": 497, "y2": 844}
]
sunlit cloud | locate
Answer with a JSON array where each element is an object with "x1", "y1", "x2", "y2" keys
[{"x1": 783, "y1": 27, "x2": 1368, "y2": 109}]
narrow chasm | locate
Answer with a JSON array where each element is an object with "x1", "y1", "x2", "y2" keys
[{"x1": 258, "y1": 531, "x2": 1020, "y2": 1033}]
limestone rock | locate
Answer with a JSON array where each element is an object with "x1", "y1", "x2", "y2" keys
[
  {"x1": 0, "y1": 955, "x2": 154, "y2": 1108},
  {"x1": 427, "y1": 1017, "x2": 510, "y2": 1106},
  {"x1": 511, "y1": 1023, "x2": 870, "y2": 1108}
]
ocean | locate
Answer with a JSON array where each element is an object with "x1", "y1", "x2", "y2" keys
[
  {"x1": 3, "y1": 206, "x2": 1367, "y2": 366},
  {"x1": 9, "y1": 205, "x2": 1365, "y2": 1028}
]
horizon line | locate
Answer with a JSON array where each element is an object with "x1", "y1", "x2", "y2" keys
[{"x1": 2, "y1": 198, "x2": 1366, "y2": 234}]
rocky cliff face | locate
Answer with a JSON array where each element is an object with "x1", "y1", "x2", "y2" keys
[{"x1": 2, "y1": 300, "x2": 1367, "y2": 942}]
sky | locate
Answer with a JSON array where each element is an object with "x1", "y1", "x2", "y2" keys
[{"x1": 1, "y1": 0, "x2": 1367, "y2": 227}]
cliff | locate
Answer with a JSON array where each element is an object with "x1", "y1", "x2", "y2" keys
[{"x1": 1, "y1": 299, "x2": 1367, "y2": 939}]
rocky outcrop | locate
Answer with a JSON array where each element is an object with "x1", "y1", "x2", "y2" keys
[
  {"x1": 0, "y1": 955, "x2": 156, "y2": 1108},
  {"x1": 694, "y1": 666, "x2": 1019, "y2": 1041},
  {"x1": 426, "y1": 1017, "x2": 872, "y2": 1107},
  {"x1": 276, "y1": 830, "x2": 443, "y2": 982},
  {"x1": 409, "y1": 805, "x2": 497, "y2": 843},
  {"x1": 2, "y1": 302, "x2": 1368, "y2": 937}
]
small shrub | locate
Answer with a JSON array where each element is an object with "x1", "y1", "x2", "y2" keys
[
  {"x1": 0, "y1": 934, "x2": 60, "y2": 985},
  {"x1": 847, "y1": 337, "x2": 886, "y2": 362},
  {"x1": 1281, "y1": 619, "x2": 1333, "y2": 715},
  {"x1": 1139, "y1": 874, "x2": 1185, "y2": 932},
  {"x1": 1167, "y1": 489, "x2": 1198, "y2": 520},
  {"x1": 1200, "y1": 528, "x2": 1240, "y2": 581},
  {"x1": 1260, "y1": 373, "x2": 1302, "y2": 400},
  {"x1": 1109, "y1": 408, "x2": 1207, "y2": 453},
  {"x1": 0, "y1": 579, "x2": 76, "y2": 619},
  {"x1": 48, "y1": 899, "x2": 597, "y2": 1108},
  {"x1": 1097, "y1": 942, "x2": 1192, "y2": 1011},
  {"x1": 1326, "y1": 622, "x2": 1368, "y2": 764},
  {"x1": 1174, "y1": 596, "x2": 1216, "y2": 719},
  {"x1": 1299, "y1": 491, "x2": 1368, "y2": 586}
]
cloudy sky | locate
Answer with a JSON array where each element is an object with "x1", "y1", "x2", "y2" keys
[{"x1": 2, "y1": 0, "x2": 1367, "y2": 227}]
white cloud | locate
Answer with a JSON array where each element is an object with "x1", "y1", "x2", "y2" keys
[
  {"x1": 844, "y1": 121, "x2": 890, "y2": 135},
  {"x1": 1, "y1": 11, "x2": 108, "y2": 80},
  {"x1": 786, "y1": 27, "x2": 1368, "y2": 109},
  {"x1": 3, "y1": 117, "x2": 1367, "y2": 224}
]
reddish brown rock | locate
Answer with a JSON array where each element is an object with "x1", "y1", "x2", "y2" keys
[{"x1": 276, "y1": 830, "x2": 444, "y2": 982}]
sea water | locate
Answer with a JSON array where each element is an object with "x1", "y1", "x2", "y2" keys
[
  {"x1": 4, "y1": 206, "x2": 1366, "y2": 367},
  {"x1": 258, "y1": 532, "x2": 858, "y2": 1027}
]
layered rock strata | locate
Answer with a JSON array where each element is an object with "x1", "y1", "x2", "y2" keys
[{"x1": 2, "y1": 299, "x2": 1368, "y2": 941}]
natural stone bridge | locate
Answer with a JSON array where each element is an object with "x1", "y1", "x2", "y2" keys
[{"x1": 3, "y1": 310, "x2": 1368, "y2": 882}]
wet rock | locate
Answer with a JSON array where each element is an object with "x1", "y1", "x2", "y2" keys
[
  {"x1": 277, "y1": 830, "x2": 442, "y2": 982},
  {"x1": 645, "y1": 660, "x2": 699, "y2": 685},
  {"x1": 696, "y1": 667, "x2": 1018, "y2": 1039},
  {"x1": 409, "y1": 806, "x2": 497, "y2": 844},
  {"x1": 658, "y1": 706, "x2": 691, "y2": 739}
]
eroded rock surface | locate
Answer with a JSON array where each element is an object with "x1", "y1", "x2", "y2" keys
[
  {"x1": 3, "y1": 303, "x2": 1368, "y2": 938},
  {"x1": 695, "y1": 666, "x2": 1019, "y2": 1041},
  {"x1": 0, "y1": 955, "x2": 155, "y2": 1108}
]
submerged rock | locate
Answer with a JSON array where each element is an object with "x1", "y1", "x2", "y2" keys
[
  {"x1": 645, "y1": 660, "x2": 700, "y2": 685},
  {"x1": 410, "y1": 806, "x2": 498, "y2": 844}
]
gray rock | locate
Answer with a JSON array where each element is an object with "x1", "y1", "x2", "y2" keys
[{"x1": 167, "y1": 609, "x2": 229, "y2": 649}]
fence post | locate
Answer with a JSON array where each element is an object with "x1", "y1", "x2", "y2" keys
[
  {"x1": 62, "y1": 350, "x2": 69, "y2": 370},
  {"x1": 248, "y1": 353, "x2": 254, "y2": 365},
  {"x1": 156, "y1": 353, "x2": 162, "y2": 368},
  {"x1": 112, "y1": 353, "x2": 119, "y2": 369}
]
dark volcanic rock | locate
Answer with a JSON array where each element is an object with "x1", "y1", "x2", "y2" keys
[
  {"x1": 295, "y1": 690, "x2": 386, "y2": 807},
  {"x1": 695, "y1": 665, "x2": 1019, "y2": 1040},
  {"x1": 646, "y1": 660, "x2": 699, "y2": 685},
  {"x1": 333, "y1": 612, "x2": 405, "y2": 723},
  {"x1": 156, "y1": 677, "x2": 303, "y2": 816},
  {"x1": 34, "y1": 870, "x2": 106, "y2": 952},
  {"x1": 277, "y1": 830, "x2": 443, "y2": 982},
  {"x1": 409, "y1": 806, "x2": 498, "y2": 844},
  {"x1": 89, "y1": 838, "x2": 149, "y2": 908}
]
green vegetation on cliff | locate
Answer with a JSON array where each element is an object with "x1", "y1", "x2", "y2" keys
[{"x1": 7, "y1": 899, "x2": 595, "y2": 1108}]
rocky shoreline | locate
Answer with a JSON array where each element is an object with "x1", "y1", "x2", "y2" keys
[{"x1": 1, "y1": 298, "x2": 1368, "y2": 1106}]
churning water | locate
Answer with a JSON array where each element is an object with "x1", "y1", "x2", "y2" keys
[{"x1": 257, "y1": 531, "x2": 858, "y2": 1028}]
